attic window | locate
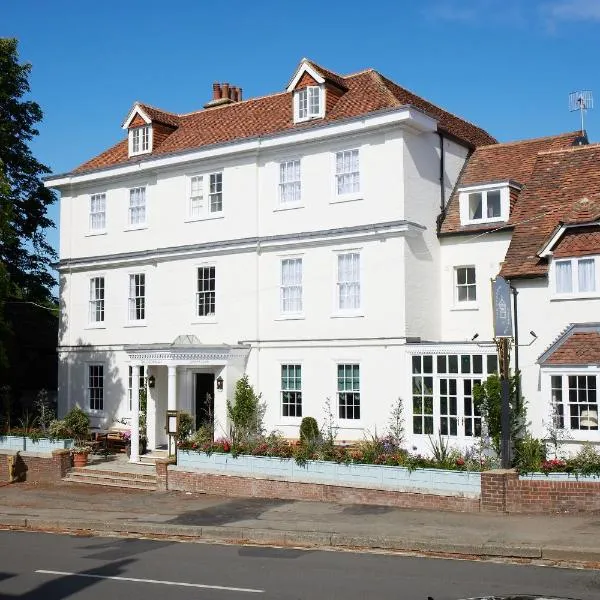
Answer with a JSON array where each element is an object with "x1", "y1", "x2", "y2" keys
[
  {"x1": 458, "y1": 184, "x2": 510, "y2": 226},
  {"x1": 295, "y1": 86, "x2": 323, "y2": 122},
  {"x1": 129, "y1": 125, "x2": 152, "y2": 156}
]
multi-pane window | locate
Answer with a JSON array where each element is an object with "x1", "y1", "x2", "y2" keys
[
  {"x1": 189, "y1": 176, "x2": 204, "y2": 218},
  {"x1": 128, "y1": 365, "x2": 145, "y2": 412},
  {"x1": 555, "y1": 257, "x2": 597, "y2": 295},
  {"x1": 280, "y1": 258, "x2": 303, "y2": 314},
  {"x1": 88, "y1": 365, "x2": 104, "y2": 411},
  {"x1": 337, "y1": 252, "x2": 360, "y2": 311},
  {"x1": 296, "y1": 86, "x2": 321, "y2": 120},
  {"x1": 467, "y1": 189, "x2": 502, "y2": 222},
  {"x1": 551, "y1": 375, "x2": 565, "y2": 428},
  {"x1": 335, "y1": 150, "x2": 360, "y2": 195},
  {"x1": 89, "y1": 193, "x2": 106, "y2": 232},
  {"x1": 412, "y1": 355, "x2": 434, "y2": 434},
  {"x1": 129, "y1": 187, "x2": 146, "y2": 226},
  {"x1": 131, "y1": 126, "x2": 150, "y2": 154},
  {"x1": 549, "y1": 374, "x2": 599, "y2": 431},
  {"x1": 279, "y1": 160, "x2": 301, "y2": 205},
  {"x1": 89, "y1": 277, "x2": 105, "y2": 323},
  {"x1": 197, "y1": 266, "x2": 216, "y2": 317},
  {"x1": 281, "y1": 364, "x2": 302, "y2": 417},
  {"x1": 455, "y1": 266, "x2": 476, "y2": 303},
  {"x1": 209, "y1": 173, "x2": 223, "y2": 213},
  {"x1": 128, "y1": 273, "x2": 145, "y2": 321},
  {"x1": 338, "y1": 364, "x2": 360, "y2": 419}
]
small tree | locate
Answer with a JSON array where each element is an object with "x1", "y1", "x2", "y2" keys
[
  {"x1": 387, "y1": 396, "x2": 405, "y2": 448},
  {"x1": 227, "y1": 375, "x2": 264, "y2": 446},
  {"x1": 299, "y1": 416, "x2": 319, "y2": 445},
  {"x1": 34, "y1": 388, "x2": 54, "y2": 432},
  {"x1": 474, "y1": 372, "x2": 526, "y2": 460}
]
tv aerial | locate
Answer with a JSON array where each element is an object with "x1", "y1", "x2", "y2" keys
[{"x1": 569, "y1": 90, "x2": 593, "y2": 132}]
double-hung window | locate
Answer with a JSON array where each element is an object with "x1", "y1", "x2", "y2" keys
[
  {"x1": 296, "y1": 86, "x2": 322, "y2": 121},
  {"x1": 335, "y1": 150, "x2": 360, "y2": 196},
  {"x1": 280, "y1": 258, "x2": 303, "y2": 315},
  {"x1": 555, "y1": 257, "x2": 597, "y2": 296},
  {"x1": 279, "y1": 160, "x2": 301, "y2": 205},
  {"x1": 281, "y1": 364, "x2": 302, "y2": 417},
  {"x1": 209, "y1": 173, "x2": 223, "y2": 213},
  {"x1": 188, "y1": 173, "x2": 223, "y2": 218},
  {"x1": 128, "y1": 273, "x2": 146, "y2": 322},
  {"x1": 338, "y1": 364, "x2": 360, "y2": 419},
  {"x1": 128, "y1": 187, "x2": 146, "y2": 227},
  {"x1": 550, "y1": 374, "x2": 598, "y2": 431},
  {"x1": 128, "y1": 365, "x2": 145, "y2": 412},
  {"x1": 89, "y1": 193, "x2": 106, "y2": 232},
  {"x1": 455, "y1": 266, "x2": 477, "y2": 303},
  {"x1": 89, "y1": 277, "x2": 105, "y2": 324},
  {"x1": 88, "y1": 364, "x2": 104, "y2": 411},
  {"x1": 459, "y1": 186, "x2": 508, "y2": 225},
  {"x1": 197, "y1": 266, "x2": 216, "y2": 317},
  {"x1": 337, "y1": 252, "x2": 360, "y2": 311},
  {"x1": 189, "y1": 176, "x2": 204, "y2": 218},
  {"x1": 131, "y1": 126, "x2": 150, "y2": 155}
]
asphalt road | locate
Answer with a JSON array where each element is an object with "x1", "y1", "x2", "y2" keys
[{"x1": 0, "y1": 530, "x2": 599, "y2": 600}]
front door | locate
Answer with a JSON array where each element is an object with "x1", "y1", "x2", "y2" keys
[{"x1": 195, "y1": 373, "x2": 215, "y2": 430}]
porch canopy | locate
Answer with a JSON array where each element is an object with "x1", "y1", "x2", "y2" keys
[{"x1": 124, "y1": 335, "x2": 250, "y2": 462}]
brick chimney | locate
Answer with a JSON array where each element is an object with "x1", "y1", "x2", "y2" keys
[{"x1": 204, "y1": 82, "x2": 243, "y2": 109}]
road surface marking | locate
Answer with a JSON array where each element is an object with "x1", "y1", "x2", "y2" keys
[{"x1": 34, "y1": 570, "x2": 264, "y2": 593}]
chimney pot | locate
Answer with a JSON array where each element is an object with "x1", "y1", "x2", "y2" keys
[
  {"x1": 238, "y1": 87, "x2": 243, "y2": 101},
  {"x1": 212, "y1": 82, "x2": 222, "y2": 100},
  {"x1": 222, "y1": 83, "x2": 230, "y2": 100}
]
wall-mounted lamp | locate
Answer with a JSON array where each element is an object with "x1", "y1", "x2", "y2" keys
[
  {"x1": 471, "y1": 333, "x2": 479, "y2": 341},
  {"x1": 148, "y1": 375, "x2": 156, "y2": 388},
  {"x1": 530, "y1": 331, "x2": 537, "y2": 338},
  {"x1": 216, "y1": 376, "x2": 224, "y2": 391}
]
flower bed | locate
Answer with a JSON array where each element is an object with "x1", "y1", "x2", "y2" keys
[{"x1": 0, "y1": 434, "x2": 73, "y2": 452}]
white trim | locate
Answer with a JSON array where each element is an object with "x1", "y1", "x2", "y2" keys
[
  {"x1": 459, "y1": 186, "x2": 509, "y2": 226},
  {"x1": 128, "y1": 125, "x2": 153, "y2": 157},
  {"x1": 286, "y1": 61, "x2": 325, "y2": 92},
  {"x1": 335, "y1": 360, "x2": 362, "y2": 422},
  {"x1": 294, "y1": 86, "x2": 325, "y2": 123},
  {"x1": 457, "y1": 181, "x2": 516, "y2": 193},
  {"x1": 539, "y1": 225, "x2": 567, "y2": 258},
  {"x1": 122, "y1": 104, "x2": 152, "y2": 129},
  {"x1": 550, "y1": 255, "x2": 600, "y2": 300},
  {"x1": 333, "y1": 249, "x2": 363, "y2": 317},
  {"x1": 453, "y1": 265, "x2": 478, "y2": 308},
  {"x1": 86, "y1": 362, "x2": 106, "y2": 414}
]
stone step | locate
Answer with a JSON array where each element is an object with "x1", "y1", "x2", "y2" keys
[
  {"x1": 64, "y1": 470, "x2": 157, "y2": 490},
  {"x1": 70, "y1": 467, "x2": 157, "y2": 481}
]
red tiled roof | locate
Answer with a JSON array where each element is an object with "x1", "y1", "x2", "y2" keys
[
  {"x1": 73, "y1": 63, "x2": 496, "y2": 174},
  {"x1": 553, "y1": 226, "x2": 600, "y2": 258},
  {"x1": 304, "y1": 59, "x2": 348, "y2": 91},
  {"x1": 542, "y1": 330, "x2": 600, "y2": 365},
  {"x1": 501, "y1": 144, "x2": 600, "y2": 279},
  {"x1": 439, "y1": 132, "x2": 583, "y2": 235},
  {"x1": 138, "y1": 103, "x2": 180, "y2": 128}
]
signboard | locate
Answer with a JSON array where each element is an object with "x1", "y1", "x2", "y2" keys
[{"x1": 492, "y1": 276, "x2": 513, "y2": 338}]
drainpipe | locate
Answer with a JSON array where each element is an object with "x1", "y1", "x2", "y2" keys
[{"x1": 438, "y1": 132, "x2": 445, "y2": 214}]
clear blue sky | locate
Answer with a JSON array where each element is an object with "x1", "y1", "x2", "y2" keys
[{"x1": 5, "y1": 0, "x2": 600, "y2": 255}]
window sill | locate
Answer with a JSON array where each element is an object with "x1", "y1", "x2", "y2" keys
[
  {"x1": 85, "y1": 324, "x2": 106, "y2": 330},
  {"x1": 331, "y1": 312, "x2": 364, "y2": 319},
  {"x1": 124, "y1": 225, "x2": 148, "y2": 232},
  {"x1": 274, "y1": 203, "x2": 304, "y2": 212},
  {"x1": 330, "y1": 195, "x2": 363, "y2": 205},
  {"x1": 191, "y1": 317, "x2": 217, "y2": 325},
  {"x1": 85, "y1": 230, "x2": 107, "y2": 237},
  {"x1": 275, "y1": 314, "x2": 305, "y2": 321},
  {"x1": 124, "y1": 322, "x2": 147, "y2": 328},
  {"x1": 294, "y1": 114, "x2": 323, "y2": 124},
  {"x1": 129, "y1": 149, "x2": 152, "y2": 157},
  {"x1": 451, "y1": 303, "x2": 479, "y2": 312},
  {"x1": 184, "y1": 214, "x2": 225, "y2": 223},
  {"x1": 460, "y1": 217, "x2": 506, "y2": 226},
  {"x1": 551, "y1": 293, "x2": 600, "y2": 301}
]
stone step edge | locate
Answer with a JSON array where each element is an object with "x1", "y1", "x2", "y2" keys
[
  {"x1": 70, "y1": 468, "x2": 157, "y2": 481},
  {"x1": 63, "y1": 476, "x2": 157, "y2": 490},
  {"x1": 66, "y1": 471, "x2": 157, "y2": 483}
]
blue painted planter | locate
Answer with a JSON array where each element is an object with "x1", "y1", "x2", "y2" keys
[
  {"x1": 520, "y1": 472, "x2": 600, "y2": 482},
  {"x1": 0, "y1": 435, "x2": 73, "y2": 452},
  {"x1": 176, "y1": 450, "x2": 482, "y2": 496}
]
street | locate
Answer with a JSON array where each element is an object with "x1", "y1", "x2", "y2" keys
[{"x1": 0, "y1": 531, "x2": 599, "y2": 599}]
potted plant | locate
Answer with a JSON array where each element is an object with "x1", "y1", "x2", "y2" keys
[{"x1": 64, "y1": 407, "x2": 91, "y2": 467}]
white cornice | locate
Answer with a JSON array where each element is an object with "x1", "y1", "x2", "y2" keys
[
  {"x1": 122, "y1": 104, "x2": 152, "y2": 129},
  {"x1": 286, "y1": 61, "x2": 325, "y2": 91}
]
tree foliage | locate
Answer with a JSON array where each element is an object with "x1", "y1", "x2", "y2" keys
[{"x1": 227, "y1": 375, "x2": 265, "y2": 446}]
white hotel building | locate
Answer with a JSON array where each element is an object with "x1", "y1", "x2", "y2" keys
[{"x1": 46, "y1": 59, "x2": 600, "y2": 461}]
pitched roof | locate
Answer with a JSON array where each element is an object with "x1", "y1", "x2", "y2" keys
[
  {"x1": 439, "y1": 131, "x2": 583, "y2": 235},
  {"x1": 73, "y1": 63, "x2": 496, "y2": 175},
  {"x1": 304, "y1": 59, "x2": 348, "y2": 90},
  {"x1": 538, "y1": 323, "x2": 600, "y2": 366},
  {"x1": 500, "y1": 143, "x2": 600, "y2": 279},
  {"x1": 138, "y1": 103, "x2": 180, "y2": 128}
]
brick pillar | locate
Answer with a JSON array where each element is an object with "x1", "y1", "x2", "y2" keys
[
  {"x1": 51, "y1": 449, "x2": 72, "y2": 479},
  {"x1": 156, "y1": 457, "x2": 176, "y2": 491},
  {"x1": 481, "y1": 469, "x2": 518, "y2": 512}
]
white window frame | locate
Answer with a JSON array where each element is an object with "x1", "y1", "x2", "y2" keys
[
  {"x1": 458, "y1": 183, "x2": 510, "y2": 226},
  {"x1": 185, "y1": 172, "x2": 224, "y2": 221},
  {"x1": 127, "y1": 272, "x2": 146, "y2": 324},
  {"x1": 337, "y1": 363, "x2": 361, "y2": 421},
  {"x1": 454, "y1": 265, "x2": 477, "y2": 307},
  {"x1": 129, "y1": 125, "x2": 152, "y2": 156},
  {"x1": 294, "y1": 86, "x2": 324, "y2": 122},
  {"x1": 279, "y1": 257, "x2": 303, "y2": 317},
  {"x1": 334, "y1": 251, "x2": 362, "y2": 316},
  {"x1": 87, "y1": 363, "x2": 105, "y2": 413},
  {"x1": 196, "y1": 265, "x2": 216, "y2": 319},
  {"x1": 278, "y1": 160, "x2": 302, "y2": 207},
  {"x1": 281, "y1": 363, "x2": 302, "y2": 418},
  {"x1": 334, "y1": 149, "x2": 361, "y2": 200},
  {"x1": 128, "y1": 365, "x2": 146, "y2": 413},
  {"x1": 88, "y1": 276, "x2": 105, "y2": 325},
  {"x1": 89, "y1": 193, "x2": 106, "y2": 234},
  {"x1": 551, "y1": 256, "x2": 600, "y2": 300},
  {"x1": 127, "y1": 186, "x2": 147, "y2": 229}
]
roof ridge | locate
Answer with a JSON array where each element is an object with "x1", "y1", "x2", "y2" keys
[
  {"x1": 137, "y1": 101, "x2": 179, "y2": 116},
  {"x1": 537, "y1": 142, "x2": 600, "y2": 156},
  {"x1": 341, "y1": 67, "x2": 377, "y2": 78},
  {"x1": 177, "y1": 89, "x2": 290, "y2": 117},
  {"x1": 368, "y1": 71, "x2": 402, "y2": 108},
  {"x1": 476, "y1": 130, "x2": 583, "y2": 150}
]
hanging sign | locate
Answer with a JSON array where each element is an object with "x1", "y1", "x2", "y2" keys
[{"x1": 492, "y1": 276, "x2": 513, "y2": 338}]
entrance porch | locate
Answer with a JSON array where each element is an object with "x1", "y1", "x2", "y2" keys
[{"x1": 125, "y1": 335, "x2": 250, "y2": 463}]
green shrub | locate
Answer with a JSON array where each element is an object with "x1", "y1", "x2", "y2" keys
[
  {"x1": 48, "y1": 419, "x2": 70, "y2": 440},
  {"x1": 177, "y1": 412, "x2": 195, "y2": 441},
  {"x1": 227, "y1": 375, "x2": 265, "y2": 446},
  {"x1": 299, "y1": 417, "x2": 319, "y2": 445},
  {"x1": 514, "y1": 435, "x2": 545, "y2": 473},
  {"x1": 63, "y1": 406, "x2": 90, "y2": 444}
]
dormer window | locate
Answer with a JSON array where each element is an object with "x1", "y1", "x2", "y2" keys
[
  {"x1": 458, "y1": 183, "x2": 511, "y2": 226},
  {"x1": 129, "y1": 125, "x2": 152, "y2": 156},
  {"x1": 294, "y1": 86, "x2": 323, "y2": 122}
]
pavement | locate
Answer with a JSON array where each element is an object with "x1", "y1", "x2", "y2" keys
[{"x1": 1, "y1": 481, "x2": 600, "y2": 565}]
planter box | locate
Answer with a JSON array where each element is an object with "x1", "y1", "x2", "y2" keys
[
  {"x1": 0, "y1": 435, "x2": 73, "y2": 453},
  {"x1": 176, "y1": 450, "x2": 481, "y2": 496},
  {"x1": 520, "y1": 472, "x2": 600, "y2": 482}
]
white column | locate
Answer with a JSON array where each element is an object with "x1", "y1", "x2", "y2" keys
[
  {"x1": 146, "y1": 368, "x2": 156, "y2": 451},
  {"x1": 167, "y1": 365, "x2": 177, "y2": 455},
  {"x1": 129, "y1": 364, "x2": 141, "y2": 463}
]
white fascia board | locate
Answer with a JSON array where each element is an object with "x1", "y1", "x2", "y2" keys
[
  {"x1": 538, "y1": 225, "x2": 566, "y2": 258},
  {"x1": 457, "y1": 181, "x2": 514, "y2": 193},
  {"x1": 286, "y1": 61, "x2": 325, "y2": 91},
  {"x1": 45, "y1": 107, "x2": 437, "y2": 190},
  {"x1": 122, "y1": 104, "x2": 152, "y2": 129}
]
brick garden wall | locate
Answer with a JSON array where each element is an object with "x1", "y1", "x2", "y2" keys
[{"x1": 0, "y1": 449, "x2": 71, "y2": 484}]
